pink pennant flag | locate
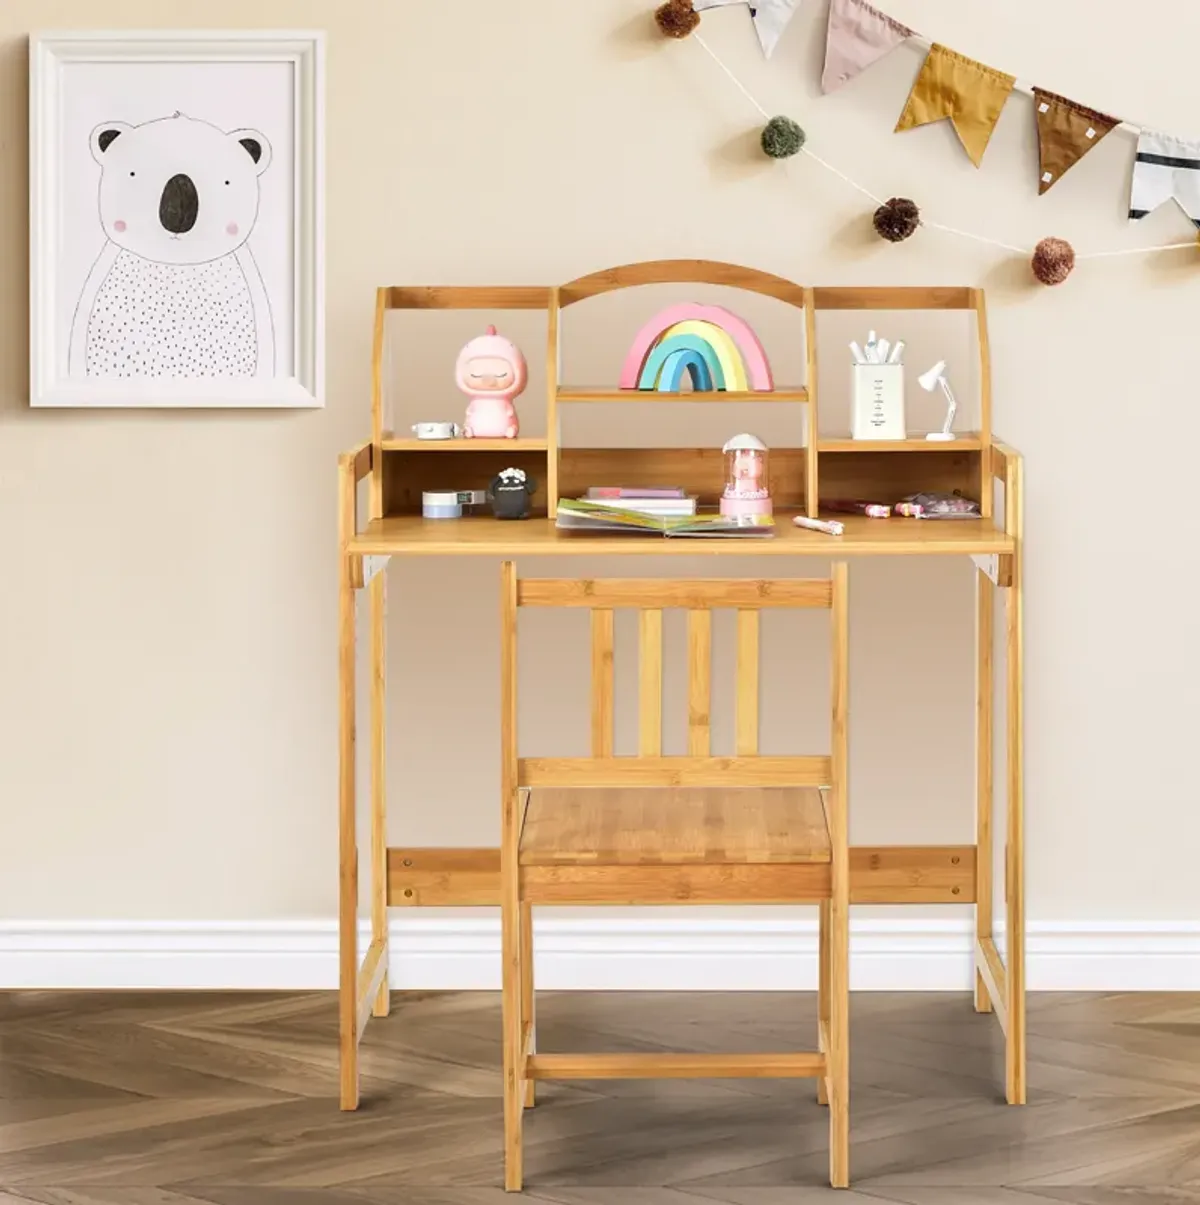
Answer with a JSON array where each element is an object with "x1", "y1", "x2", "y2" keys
[{"x1": 822, "y1": 0, "x2": 913, "y2": 94}]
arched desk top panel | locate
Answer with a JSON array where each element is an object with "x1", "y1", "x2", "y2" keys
[
  {"x1": 377, "y1": 281, "x2": 980, "y2": 313},
  {"x1": 380, "y1": 275, "x2": 978, "y2": 310},
  {"x1": 558, "y1": 260, "x2": 808, "y2": 308}
]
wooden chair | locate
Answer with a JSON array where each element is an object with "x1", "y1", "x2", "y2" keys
[{"x1": 499, "y1": 563, "x2": 851, "y2": 1191}]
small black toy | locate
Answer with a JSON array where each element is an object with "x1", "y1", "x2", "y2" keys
[{"x1": 488, "y1": 467, "x2": 537, "y2": 520}]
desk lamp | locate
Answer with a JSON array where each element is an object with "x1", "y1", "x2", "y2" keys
[{"x1": 918, "y1": 360, "x2": 958, "y2": 442}]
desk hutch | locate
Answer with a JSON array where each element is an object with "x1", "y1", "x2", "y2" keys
[{"x1": 336, "y1": 260, "x2": 1025, "y2": 1116}]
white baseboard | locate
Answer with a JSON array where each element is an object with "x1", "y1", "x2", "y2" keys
[{"x1": 2, "y1": 917, "x2": 1198, "y2": 992}]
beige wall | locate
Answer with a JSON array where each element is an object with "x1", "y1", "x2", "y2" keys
[{"x1": 2, "y1": 0, "x2": 1198, "y2": 927}]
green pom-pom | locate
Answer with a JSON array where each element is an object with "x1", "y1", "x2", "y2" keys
[{"x1": 761, "y1": 115, "x2": 805, "y2": 159}]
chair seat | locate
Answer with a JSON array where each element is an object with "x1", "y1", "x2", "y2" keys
[{"x1": 520, "y1": 786, "x2": 830, "y2": 867}]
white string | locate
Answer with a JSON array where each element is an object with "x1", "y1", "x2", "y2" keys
[
  {"x1": 693, "y1": 32, "x2": 770, "y2": 120},
  {"x1": 1077, "y1": 240, "x2": 1196, "y2": 259},
  {"x1": 799, "y1": 145, "x2": 884, "y2": 207},
  {"x1": 689, "y1": 30, "x2": 1196, "y2": 264},
  {"x1": 919, "y1": 220, "x2": 1029, "y2": 256}
]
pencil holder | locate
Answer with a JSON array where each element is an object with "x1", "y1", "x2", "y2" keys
[{"x1": 851, "y1": 364, "x2": 906, "y2": 440}]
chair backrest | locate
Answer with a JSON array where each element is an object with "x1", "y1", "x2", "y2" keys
[{"x1": 499, "y1": 566, "x2": 848, "y2": 796}]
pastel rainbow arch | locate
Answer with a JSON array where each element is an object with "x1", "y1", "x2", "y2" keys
[{"x1": 620, "y1": 304, "x2": 774, "y2": 393}]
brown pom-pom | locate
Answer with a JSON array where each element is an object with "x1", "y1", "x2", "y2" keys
[
  {"x1": 655, "y1": 0, "x2": 699, "y2": 38},
  {"x1": 1031, "y1": 237, "x2": 1075, "y2": 286},
  {"x1": 873, "y1": 197, "x2": 920, "y2": 243}
]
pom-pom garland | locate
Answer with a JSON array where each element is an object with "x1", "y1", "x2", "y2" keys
[
  {"x1": 873, "y1": 197, "x2": 920, "y2": 243},
  {"x1": 761, "y1": 115, "x2": 806, "y2": 159},
  {"x1": 1031, "y1": 236, "x2": 1075, "y2": 285},
  {"x1": 655, "y1": 0, "x2": 699, "y2": 38}
]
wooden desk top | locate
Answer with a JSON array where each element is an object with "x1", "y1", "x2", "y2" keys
[{"x1": 348, "y1": 512, "x2": 1015, "y2": 558}]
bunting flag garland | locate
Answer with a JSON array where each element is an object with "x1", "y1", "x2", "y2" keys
[
  {"x1": 660, "y1": 0, "x2": 1200, "y2": 271},
  {"x1": 1032, "y1": 89, "x2": 1118, "y2": 194},
  {"x1": 895, "y1": 45, "x2": 1016, "y2": 168},
  {"x1": 692, "y1": 0, "x2": 800, "y2": 58},
  {"x1": 821, "y1": 0, "x2": 912, "y2": 94},
  {"x1": 1129, "y1": 131, "x2": 1200, "y2": 227}
]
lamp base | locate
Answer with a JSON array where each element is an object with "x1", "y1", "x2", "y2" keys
[{"x1": 925, "y1": 432, "x2": 956, "y2": 442}]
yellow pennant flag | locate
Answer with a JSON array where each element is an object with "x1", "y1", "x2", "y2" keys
[{"x1": 895, "y1": 44, "x2": 1016, "y2": 167}]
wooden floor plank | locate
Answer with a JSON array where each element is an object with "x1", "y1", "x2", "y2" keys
[{"x1": 0, "y1": 990, "x2": 1193, "y2": 1197}]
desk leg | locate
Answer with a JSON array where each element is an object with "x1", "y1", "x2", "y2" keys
[
  {"x1": 339, "y1": 554, "x2": 360, "y2": 1110},
  {"x1": 975, "y1": 568, "x2": 994, "y2": 1014},
  {"x1": 1005, "y1": 509, "x2": 1026, "y2": 1105},
  {"x1": 370, "y1": 570, "x2": 390, "y2": 1017},
  {"x1": 521, "y1": 901, "x2": 535, "y2": 1108}
]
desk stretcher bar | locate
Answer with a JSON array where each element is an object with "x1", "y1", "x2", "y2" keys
[{"x1": 387, "y1": 845, "x2": 976, "y2": 906}]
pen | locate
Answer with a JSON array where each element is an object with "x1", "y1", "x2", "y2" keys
[
  {"x1": 825, "y1": 498, "x2": 892, "y2": 518},
  {"x1": 793, "y1": 515, "x2": 845, "y2": 536}
]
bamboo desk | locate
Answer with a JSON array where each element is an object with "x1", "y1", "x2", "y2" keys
[{"x1": 336, "y1": 265, "x2": 1025, "y2": 1116}]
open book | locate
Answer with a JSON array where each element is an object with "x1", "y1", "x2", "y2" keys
[{"x1": 556, "y1": 499, "x2": 774, "y2": 538}]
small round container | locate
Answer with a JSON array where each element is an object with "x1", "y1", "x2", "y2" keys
[
  {"x1": 422, "y1": 490, "x2": 463, "y2": 519},
  {"x1": 720, "y1": 433, "x2": 772, "y2": 518}
]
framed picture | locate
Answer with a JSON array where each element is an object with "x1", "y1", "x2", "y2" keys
[{"x1": 30, "y1": 30, "x2": 324, "y2": 408}]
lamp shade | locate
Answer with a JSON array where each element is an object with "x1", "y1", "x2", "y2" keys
[{"x1": 918, "y1": 361, "x2": 946, "y2": 392}]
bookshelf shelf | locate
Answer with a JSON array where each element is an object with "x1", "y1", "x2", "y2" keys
[
  {"x1": 818, "y1": 435, "x2": 982, "y2": 453},
  {"x1": 557, "y1": 387, "x2": 807, "y2": 404},
  {"x1": 382, "y1": 438, "x2": 548, "y2": 452}
]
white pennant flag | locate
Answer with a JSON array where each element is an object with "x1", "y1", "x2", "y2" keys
[{"x1": 693, "y1": 0, "x2": 802, "y2": 59}]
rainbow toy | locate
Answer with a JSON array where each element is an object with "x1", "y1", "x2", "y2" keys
[{"x1": 620, "y1": 304, "x2": 774, "y2": 392}]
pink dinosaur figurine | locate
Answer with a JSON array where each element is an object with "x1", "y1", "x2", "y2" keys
[{"x1": 455, "y1": 325, "x2": 527, "y2": 439}]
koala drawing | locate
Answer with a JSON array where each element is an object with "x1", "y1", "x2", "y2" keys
[{"x1": 69, "y1": 112, "x2": 275, "y2": 380}]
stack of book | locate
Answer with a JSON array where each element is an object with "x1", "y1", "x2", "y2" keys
[
  {"x1": 556, "y1": 486, "x2": 774, "y2": 539},
  {"x1": 583, "y1": 486, "x2": 696, "y2": 517}
]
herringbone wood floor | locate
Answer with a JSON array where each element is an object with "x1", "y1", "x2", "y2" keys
[{"x1": 1, "y1": 989, "x2": 1198, "y2": 1204}]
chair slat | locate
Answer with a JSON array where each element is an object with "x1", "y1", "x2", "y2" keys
[
  {"x1": 736, "y1": 609, "x2": 759, "y2": 756},
  {"x1": 591, "y1": 609, "x2": 614, "y2": 757},
  {"x1": 687, "y1": 610, "x2": 711, "y2": 756},
  {"x1": 527, "y1": 1052, "x2": 826, "y2": 1079},
  {"x1": 518, "y1": 579, "x2": 832, "y2": 609},
  {"x1": 639, "y1": 609, "x2": 663, "y2": 756},
  {"x1": 519, "y1": 755, "x2": 831, "y2": 788}
]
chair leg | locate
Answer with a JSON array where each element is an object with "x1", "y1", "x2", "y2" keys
[
  {"x1": 828, "y1": 891, "x2": 850, "y2": 1189},
  {"x1": 817, "y1": 899, "x2": 830, "y2": 1106},
  {"x1": 520, "y1": 901, "x2": 536, "y2": 1108},
  {"x1": 501, "y1": 879, "x2": 523, "y2": 1189}
]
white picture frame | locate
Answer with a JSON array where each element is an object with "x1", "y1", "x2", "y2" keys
[{"x1": 30, "y1": 30, "x2": 324, "y2": 408}]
